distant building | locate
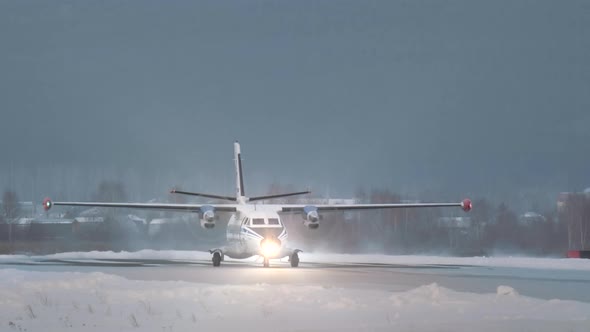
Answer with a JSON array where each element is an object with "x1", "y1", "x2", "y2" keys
[
  {"x1": 283, "y1": 198, "x2": 360, "y2": 221},
  {"x1": 557, "y1": 189, "x2": 590, "y2": 212},
  {"x1": 518, "y1": 212, "x2": 547, "y2": 226},
  {"x1": 0, "y1": 201, "x2": 37, "y2": 219},
  {"x1": 287, "y1": 198, "x2": 359, "y2": 205},
  {"x1": 557, "y1": 192, "x2": 569, "y2": 211},
  {"x1": 438, "y1": 216, "x2": 472, "y2": 229}
]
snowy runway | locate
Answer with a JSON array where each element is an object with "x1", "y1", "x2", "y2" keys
[{"x1": 1, "y1": 251, "x2": 589, "y2": 331}]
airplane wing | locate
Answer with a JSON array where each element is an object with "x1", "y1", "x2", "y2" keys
[
  {"x1": 43, "y1": 199, "x2": 238, "y2": 213},
  {"x1": 280, "y1": 199, "x2": 472, "y2": 213},
  {"x1": 44, "y1": 199, "x2": 470, "y2": 213}
]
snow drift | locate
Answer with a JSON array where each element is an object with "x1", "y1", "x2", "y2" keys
[{"x1": 0, "y1": 269, "x2": 588, "y2": 332}]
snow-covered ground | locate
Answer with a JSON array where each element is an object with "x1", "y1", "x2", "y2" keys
[
  {"x1": 3, "y1": 249, "x2": 590, "y2": 271},
  {"x1": 1, "y1": 251, "x2": 590, "y2": 331},
  {"x1": 1, "y1": 268, "x2": 589, "y2": 332}
]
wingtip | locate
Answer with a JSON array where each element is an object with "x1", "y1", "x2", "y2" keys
[
  {"x1": 42, "y1": 197, "x2": 53, "y2": 211},
  {"x1": 461, "y1": 198, "x2": 472, "y2": 212}
]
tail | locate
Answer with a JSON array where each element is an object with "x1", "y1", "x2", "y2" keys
[
  {"x1": 234, "y1": 141, "x2": 245, "y2": 199},
  {"x1": 170, "y1": 141, "x2": 310, "y2": 203}
]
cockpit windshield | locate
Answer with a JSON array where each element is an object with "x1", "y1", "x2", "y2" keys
[
  {"x1": 248, "y1": 217, "x2": 281, "y2": 226},
  {"x1": 252, "y1": 218, "x2": 265, "y2": 225}
]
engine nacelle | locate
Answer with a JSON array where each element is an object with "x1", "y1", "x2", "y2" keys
[
  {"x1": 200, "y1": 205, "x2": 216, "y2": 229},
  {"x1": 303, "y1": 206, "x2": 320, "y2": 229}
]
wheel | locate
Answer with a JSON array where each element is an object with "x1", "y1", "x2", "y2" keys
[
  {"x1": 290, "y1": 253, "x2": 299, "y2": 268},
  {"x1": 263, "y1": 257, "x2": 270, "y2": 268},
  {"x1": 212, "y1": 252, "x2": 222, "y2": 267}
]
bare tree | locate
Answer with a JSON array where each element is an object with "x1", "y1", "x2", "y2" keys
[
  {"x1": 94, "y1": 181, "x2": 128, "y2": 202},
  {"x1": 93, "y1": 181, "x2": 129, "y2": 221},
  {"x1": 560, "y1": 193, "x2": 590, "y2": 250},
  {"x1": 471, "y1": 198, "x2": 491, "y2": 243},
  {"x1": 483, "y1": 203, "x2": 520, "y2": 251},
  {"x1": 2, "y1": 191, "x2": 19, "y2": 220},
  {"x1": 2, "y1": 190, "x2": 20, "y2": 244}
]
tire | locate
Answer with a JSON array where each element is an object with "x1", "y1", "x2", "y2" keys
[
  {"x1": 212, "y1": 252, "x2": 221, "y2": 267},
  {"x1": 290, "y1": 253, "x2": 299, "y2": 267}
]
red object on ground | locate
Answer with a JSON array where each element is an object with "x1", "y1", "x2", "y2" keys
[
  {"x1": 567, "y1": 250, "x2": 590, "y2": 259},
  {"x1": 567, "y1": 250, "x2": 581, "y2": 258}
]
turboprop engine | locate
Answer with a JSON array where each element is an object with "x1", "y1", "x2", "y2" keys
[
  {"x1": 303, "y1": 206, "x2": 320, "y2": 229},
  {"x1": 200, "y1": 205, "x2": 216, "y2": 229}
]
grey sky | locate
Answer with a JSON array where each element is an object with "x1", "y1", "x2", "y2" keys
[{"x1": 1, "y1": 1, "x2": 589, "y2": 207}]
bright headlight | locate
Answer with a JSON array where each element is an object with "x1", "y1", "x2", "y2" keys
[{"x1": 260, "y1": 239, "x2": 281, "y2": 258}]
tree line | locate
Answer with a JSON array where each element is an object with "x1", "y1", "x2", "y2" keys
[{"x1": 280, "y1": 186, "x2": 585, "y2": 256}]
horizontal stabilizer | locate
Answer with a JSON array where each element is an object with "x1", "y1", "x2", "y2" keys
[
  {"x1": 248, "y1": 191, "x2": 311, "y2": 202},
  {"x1": 170, "y1": 189, "x2": 236, "y2": 202}
]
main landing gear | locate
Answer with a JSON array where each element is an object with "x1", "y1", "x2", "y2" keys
[
  {"x1": 290, "y1": 252, "x2": 299, "y2": 268},
  {"x1": 212, "y1": 252, "x2": 222, "y2": 267}
]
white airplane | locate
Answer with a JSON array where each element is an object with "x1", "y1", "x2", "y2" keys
[{"x1": 43, "y1": 141, "x2": 472, "y2": 267}]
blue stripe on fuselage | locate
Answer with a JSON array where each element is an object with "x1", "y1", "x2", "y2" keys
[{"x1": 241, "y1": 227, "x2": 263, "y2": 239}]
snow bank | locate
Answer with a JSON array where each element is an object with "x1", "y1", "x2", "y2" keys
[
  {"x1": 0, "y1": 250, "x2": 214, "y2": 264},
  {"x1": 299, "y1": 252, "x2": 590, "y2": 271},
  {"x1": 0, "y1": 269, "x2": 588, "y2": 332}
]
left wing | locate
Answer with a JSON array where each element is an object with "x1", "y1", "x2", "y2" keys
[{"x1": 280, "y1": 199, "x2": 472, "y2": 213}]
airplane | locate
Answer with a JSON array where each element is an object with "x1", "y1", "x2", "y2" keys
[{"x1": 43, "y1": 141, "x2": 472, "y2": 267}]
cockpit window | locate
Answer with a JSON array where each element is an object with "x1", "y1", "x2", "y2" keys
[
  {"x1": 252, "y1": 218, "x2": 265, "y2": 225},
  {"x1": 268, "y1": 218, "x2": 280, "y2": 225}
]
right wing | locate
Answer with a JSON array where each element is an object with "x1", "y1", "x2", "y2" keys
[{"x1": 43, "y1": 199, "x2": 237, "y2": 213}]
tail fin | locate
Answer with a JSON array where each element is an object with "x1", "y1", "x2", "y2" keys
[
  {"x1": 170, "y1": 141, "x2": 309, "y2": 204},
  {"x1": 234, "y1": 141, "x2": 245, "y2": 197}
]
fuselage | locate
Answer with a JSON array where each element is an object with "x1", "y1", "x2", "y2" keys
[{"x1": 223, "y1": 205, "x2": 290, "y2": 259}]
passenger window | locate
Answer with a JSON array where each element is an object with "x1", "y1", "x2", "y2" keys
[
  {"x1": 268, "y1": 218, "x2": 280, "y2": 225},
  {"x1": 252, "y1": 218, "x2": 265, "y2": 225}
]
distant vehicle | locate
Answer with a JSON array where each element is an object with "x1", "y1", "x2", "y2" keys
[{"x1": 44, "y1": 142, "x2": 472, "y2": 267}]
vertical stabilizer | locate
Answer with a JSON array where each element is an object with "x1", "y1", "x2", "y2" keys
[{"x1": 234, "y1": 141, "x2": 245, "y2": 198}]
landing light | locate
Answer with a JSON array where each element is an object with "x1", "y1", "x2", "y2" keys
[{"x1": 260, "y1": 239, "x2": 281, "y2": 258}]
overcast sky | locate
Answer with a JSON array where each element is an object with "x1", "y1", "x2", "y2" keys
[{"x1": 1, "y1": 1, "x2": 589, "y2": 207}]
